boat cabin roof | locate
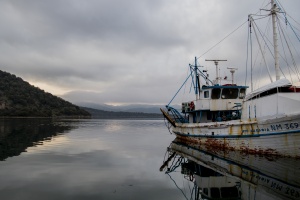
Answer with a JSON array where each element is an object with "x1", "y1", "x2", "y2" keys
[
  {"x1": 245, "y1": 78, "x2": 291, "y2": 100},
  {"x1": 202, "y1": 85, "x2": 248, "y2": 89}
]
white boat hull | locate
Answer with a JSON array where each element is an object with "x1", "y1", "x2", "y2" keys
[{"x1": 172, "y1": 115, "x2": 300, "y2": 157}]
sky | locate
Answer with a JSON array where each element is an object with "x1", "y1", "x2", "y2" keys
[{"x1": 1, "y1": 0, "x2": 300, "y2": 106}]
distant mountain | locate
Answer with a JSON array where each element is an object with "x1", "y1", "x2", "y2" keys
[
  {"x1": 82, "y1": 107, "x2": 163, "y2": 119},
  {"x1": 76, "y1": 102, "x2": 181, "y2": 114},
  {"x1": 0, "y1": 70, "x2": 90, "y2": 117},
  {"x1": 76, "y1": 102, "x2": 122, "y2": 112}
]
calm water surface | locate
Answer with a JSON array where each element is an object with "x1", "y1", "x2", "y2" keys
[
  {"x1": 0, "y1": 118, "x2": 193, "y2": 200},
  {"x1": 0, "y1": 118, "x2": 299, "y2": 200}
]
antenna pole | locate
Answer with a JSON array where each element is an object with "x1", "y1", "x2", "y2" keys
[{"x1": 205, "y1": 59, "x2": 227, "y2": 85}]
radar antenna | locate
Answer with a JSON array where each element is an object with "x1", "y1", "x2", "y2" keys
[
  {"x1": 205, "y1": 59, "x2": 227, "y2": 85},
  {"x1": 227, "y1": 67, "x2": 238, "y2": 84}
]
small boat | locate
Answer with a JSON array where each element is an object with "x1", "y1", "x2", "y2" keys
[{"x1": 161, "y1": 0, "x2": 300, "y2": 157}]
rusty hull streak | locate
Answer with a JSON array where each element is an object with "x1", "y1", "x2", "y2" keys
[
  {"x1": 171, "y1": 117, "x2": 300, "y2": 158},
  {"x1": 175, "y1": 134, "x2": 292, "y2": 158}
]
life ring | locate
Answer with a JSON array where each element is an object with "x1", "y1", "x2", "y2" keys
[{"x1": 189, "y1": 101, "x2": 195, "y2": 110}]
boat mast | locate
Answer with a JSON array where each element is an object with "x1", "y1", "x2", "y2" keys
[
  {"x1": 271, "y1": 0, "x2": 280, "y2": 80},
  {"x1": 194, "y1": 57, "x2": 201, "y2": 100}
]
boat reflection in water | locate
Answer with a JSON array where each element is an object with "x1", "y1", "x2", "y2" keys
[{"x1": 160, "y1": 138, "x2": 300, "y2": 200}]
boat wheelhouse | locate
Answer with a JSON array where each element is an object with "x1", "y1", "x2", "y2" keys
[{"x1": 182, "y1": 84, "x2": 247, "y2": 123}]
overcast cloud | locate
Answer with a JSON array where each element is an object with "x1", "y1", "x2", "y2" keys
[{"x1": 1, "y1": 0, "x2": 300, "y2": 105}]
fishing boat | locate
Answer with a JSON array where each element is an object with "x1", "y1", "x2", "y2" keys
[{"x1": 161, "y1": 0, "x2": 300, "y2": 157}]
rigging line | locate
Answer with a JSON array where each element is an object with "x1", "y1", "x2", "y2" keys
[
  {"x1": 166, "y1": 173, "x2": 189, "y2": 200},
  {"x1": 276, "y1": 20, "x2": 288, "y2": 80},
  {"x1": 278, "y1": 15, "x2": 300, "y2": 33},
  {"x1": 277, "y1": 21, "x2": 292, "y2": 81},
  {"x1": 278, "y1": 16, "x2": 300, "y2": 71},
  {"x1": 277, "y1": 19, "x2": 300, "y2": 81},
  {"x1": 286, "y1": 30, "x2": 300, "y2": 75},
  {"x1": 189, "y1": 65, "x2": 196, "y2": 93},
  {"x1": 282, "y1": 17, "x2": 300, "y2": 60},
  {"x1": 257, "y1": 14, "x2": 299, "y2": 81},
  {"x1": 251, "y1": 19, "x2": 270, "y2": 90},
  {"x1": 275, "y1": 0, "x2": 300, "y2": 42},
  {"x1": 285, "y1": 19, "x2": 300, "y2": 42},
  {"x1": 251, "y1": 17, "x2": 273, "y2": 82},
  {"x1": 255, "y1": 10, "x2": 298, "y2": 73},
  {"x1": 258, "y1": 14, "x2": 300, "y2": 81},
  {"x1": 250, "y1": 15, "x2": 269, "y2": 21},
  {"x1": 252, "y1": 24, "x2": 268, "y2": 90},
  {"x1": 182, "y1": 66, "x2": 190, "y2": 103},
  {"x1": 197, "y1": 20, "x2": 248, "y2": 59},
  {"x1": 256, "y1": 53, "x2": 264, "y2": 91},
  {"x1": 285, "y1": 13, "x2": 300, "y2": 28},
  {"x1": 254, "y1": 18, "x2": 272, "y2": 89},
  {"x1": 189, "y1": 81, "x2": 193, "y2": 94},
  {"x1": 252, "y1": 37, "x2": 266, "y2": 90},
  {"x1": 261, "y1": 0, "x2": 270, "y2": 12},
  {"x1": 278, "y1": 16, "x2": 300, "y2": 47},
  {"x1": 245, "y1": 20, "x2": 250, "y2": 86},
  {"x1": 188, "y1": 183, "x2": 195, "y2": 200},
  {"x1": 197, "y1": 68, "x2": 213, "y2": 85},
  {"x1": 167, "y1": 71, "x2": 193, "y2": 107},
  {"x1": 278, "y1": 19, "x2": 300, "y2": 81},
  {"x1": 252, "y1": 18, "x2": 276, "y2": 63},
  {"x1": 274, "y1": 0, "x2": 285, "y2": 12},
  {"x1": 167, "y1": 156, "x2": 183, "y2": 172},
  {"x1": 275, "y1": 0, "x2": 300, "y2": 29},
  {"x1": 189, "y1": 185, "x2": 195, "y2": 200},
  {"x1": 264, "y1": 15, "x2": 299, "y2": 73},
  {"x1": 168, "y1": 156, "x2": 177, "y2": 170},
  {"x1": 197, "y1": 1, "x2": 271, "y2": 61}
]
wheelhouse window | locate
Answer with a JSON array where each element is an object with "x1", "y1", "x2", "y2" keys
[
  {"x1": 239, "y1": 88, "x2": 246, "y2": 99},
  {"x1": 204, "y1": 90, "x2": 209, "y2": 98},
  {"x1": 211, "y1": 88, "x2": 221, "y2": 99},
  {"x1": 221, "y1": 88, "x2": 238, "y2": 99}
]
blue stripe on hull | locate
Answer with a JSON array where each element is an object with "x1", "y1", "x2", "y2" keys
[{"x1": 174, "y1": 129, "x2": 300, "y2": 138}]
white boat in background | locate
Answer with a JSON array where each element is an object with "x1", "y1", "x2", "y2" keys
[{"x1": 161, "y1": 0, "x2": 300, "y2": 157}]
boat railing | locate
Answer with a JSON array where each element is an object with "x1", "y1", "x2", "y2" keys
[{"x1": 166, "y1": 106, "x2": 189, "y2": 123}]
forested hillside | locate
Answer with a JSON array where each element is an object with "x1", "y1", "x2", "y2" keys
[{"x1": 0, "y1": 70, "x2": 90, "y2": 117}]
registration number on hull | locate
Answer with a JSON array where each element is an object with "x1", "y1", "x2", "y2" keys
[{"x1": 242, "y1": 123, "x2": 299, "y2": 133}]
